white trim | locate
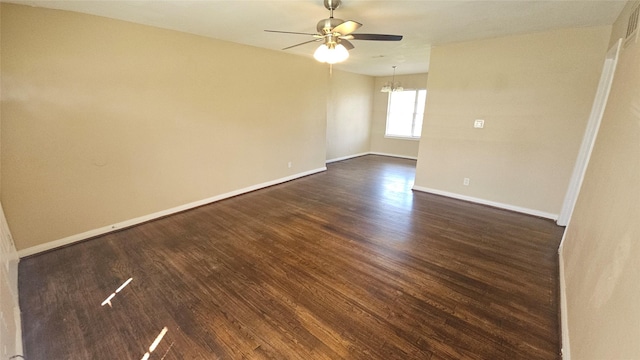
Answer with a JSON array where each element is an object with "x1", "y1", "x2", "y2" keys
[
  {"x1": 383, "y1": 135, "x2": 421, "y2": 141},
  {"x1": 18, "y1": 167, "x2": 327, "y2": 258},
  {"x1": 14, "y1": 305, "x2": 23, "y2": 357},
  {"x1": 558, "y1": 243, "x2": 571, "y2": 360},
  {"x1": 412, "y1": 186, "x2": 558, "y2": 220},
  {"x1": 0, "y1": 203, "x2": 22, "y2": 358},
  {"x1": 326, "y1": 152, "x2": 369, "y2": 163},
  {"x1": 368, "y1": 152, "x2": 418, "y2": 161},
  {"x1": 327, "y1": 152, "x2": 418, "y2": 162},
  {"x1": 557, "y1": 39, "x2": 622, "y2": 226}
]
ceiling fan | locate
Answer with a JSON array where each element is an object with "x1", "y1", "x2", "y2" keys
[{"x1": 265, "y1": 0, "x2": 403, "y2": 64}]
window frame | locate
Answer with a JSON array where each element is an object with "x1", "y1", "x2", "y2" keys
[{"x1": 384, "y1": 89, "x2": 427, "y2": 140}]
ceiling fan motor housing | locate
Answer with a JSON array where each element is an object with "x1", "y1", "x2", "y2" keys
[{"x1": 317, "y1": 17, "x2": 344, "y2": 34}]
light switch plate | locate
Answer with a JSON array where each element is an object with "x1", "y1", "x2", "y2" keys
[{"x1": 474, "y1": 119, "x2": 485, "y2": 128}]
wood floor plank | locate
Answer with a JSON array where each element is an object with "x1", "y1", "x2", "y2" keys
[{"x1": 19, "y1": 155, "x2": 564, "y2": 359}]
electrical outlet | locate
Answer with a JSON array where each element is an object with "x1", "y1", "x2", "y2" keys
[
  {"x1": 463, "y1": 178, "x2": 470, "y2": 186},
  {"x1": 287, "y1": 161, "x2": 292, "y2": 168},
  {"x1": 474, "y1": 119, "x2": 484, "y2": 128}
]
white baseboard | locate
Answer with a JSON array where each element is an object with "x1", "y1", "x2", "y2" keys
[
  {"x1": 326, "y1": 152, "x2": 369, "y2": 163},
  {"x1": 368, "y1": 152, "x2": 418, "y2": 161},
  {"x1": 558, "y1": 243, "x2": 571, "y2": 359},
  {"x1": 14, "y1": 305, "x2": 23, "y2": 358},
  {"x1": 411, "y1": 186, "x2": 558, "y2": 220},
  {"x1": 326, "y1": 152, "x2": 417, "y2": 163},
  {"x1": 18, "y1": 167, "x2": 327, "y2": 258}
]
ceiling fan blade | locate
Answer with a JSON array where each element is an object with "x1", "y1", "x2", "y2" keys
[
  {"x1": 265, "y1": 30, "x2": 319, "y2": 36},
  {"x1": 340, "y1": 39, "x2": 355, "y2": 50},
  {"x1": 350, "y1": 34, "x2": 403, "y2": 41},
  {"x1": 282, "y1": 38, "x2": 322, "y2": 50},
  {"x1": 331, "y1": 20, "x2": 362, "y2": 36}
]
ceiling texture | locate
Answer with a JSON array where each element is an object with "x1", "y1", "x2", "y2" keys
[{"x1": 8, "y1": 0, "x2": 626, "y2": 76}]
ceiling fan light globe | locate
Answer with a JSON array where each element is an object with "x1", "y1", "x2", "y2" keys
[
  {"x1": 313, "y1": 44, "x2": 330, "y2": 62},
  {"x1": 314, "y1": 43, "x2": 349, "y2": 64},
  {"x1": 325, "y1": 43, "x2": 349, "y2": 64}
]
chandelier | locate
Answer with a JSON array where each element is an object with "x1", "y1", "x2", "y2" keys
[{"x1": 380, "y1": 65, "x2": 403, "y2": 92}]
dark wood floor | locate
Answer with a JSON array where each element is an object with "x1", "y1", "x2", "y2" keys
[{"x1": 19, "y1": 155, "x2": 564, "y2": 359}]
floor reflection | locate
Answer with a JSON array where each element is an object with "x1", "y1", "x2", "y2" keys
[
  {"x1": 369, "y1": 162, "x2": 417, "y2": 244},
  {"x1": 381, "y1": 172, "x2": 414, "y2": 209}
]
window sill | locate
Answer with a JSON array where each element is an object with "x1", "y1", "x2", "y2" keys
[{"x1": 384, "y1": 135, "x2": 421, "y2": 141}]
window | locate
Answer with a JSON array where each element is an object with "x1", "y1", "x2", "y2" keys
[{"x1": 385, "y1": 89, "x2": 426, "y2": 139}]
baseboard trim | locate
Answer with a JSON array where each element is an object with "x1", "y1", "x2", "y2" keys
[
  {"x1": 326, "y1": 152, "x2": 417, "y2": 163},
  {"x1": 368, "y1": 152, "x2": 418, "y2": 161},
  {"x1": 326, "y1": 152, "x2": 369, "y2": 163},
  {"x1": 558, "y1": 243, "x2": 571, "y2": 359},
  {"x1": 18, "y1": 167, "x2": 327, "y2": 258},
  {"x1": 14, "y1": 305, "x2": 23, "y2": 358},
  {"x1": 411, "y1": 186, "x2": 558, "y2": 220}
]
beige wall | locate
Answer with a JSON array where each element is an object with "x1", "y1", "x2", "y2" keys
[
  {"x1": 0, "y1": 4, "x2": 328, "y2": 251},
  {"x1": 326, "y1": 70, "x2": 373, "y2": 161},
  {"x1": 370, "y1": 73, "x2": 428, "y2": 158},
  {"x1": 561, "y1": 2, "x2": 640, "y2": 358},
  {"x1": 414, "y1": 26, "x2": 611, "y2": 216}
]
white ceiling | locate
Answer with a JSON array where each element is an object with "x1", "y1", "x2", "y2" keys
[{"x1": 8, "y1": 0, "x2": 626, "y2": 76}]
